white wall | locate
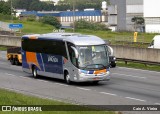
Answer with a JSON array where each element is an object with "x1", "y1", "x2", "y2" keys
[
  {"x1": 145, "y1": 25, "x2": 160, "y2": 33},
  {"x1": 144, "y1": 0, "x2": 160, "y2": 33},
  {"x1": 127, "y1": 5, "x2": 143, "y2": 13},
  {"x1": 144, "y1": 0, "x2": 160, "y2": 17}
]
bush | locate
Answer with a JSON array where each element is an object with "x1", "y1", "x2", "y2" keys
[
  {"x1": 73, "y1": 19, "x2": 109, "y2": 31},
  {"x1": 27, "y1": 15, "x2": 36, "y2": 21},
  {"x1": 40, "y1": 16, "x2": 61, "y2": 29},
  {"x1": 0, "y1": 13, "x2": 11, "y2": 21}
]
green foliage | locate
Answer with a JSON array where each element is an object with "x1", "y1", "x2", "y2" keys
[
  {"x1": 117, "y1": 61, "x2": 160, "y2": 72},
  {"x1": 131, "y1": 16, "x2": 144, "y2": 25},
  {"x1": 26, "y1": 15, "x2": 36, "y2": 21},
  {"x1": 0, "y1": 46, "x2": 7, "y2": 51},
  {"x1": 0, "y1": 13, "x2": 11, "y2": 20},
  {"x1": 0, "y1": 1, "x2": 11, "y2": 15},
  {"x1": 74, "y1": 19, "x2": 109, "y2": 31},
  {"x1": 8, "y1": 0, "x2": 55, "y2": 11},
  {"x1": 56, "y1": 0, "x2": 109, "y2": 11},
  {"x1": 40, "y1": 16, "x2": 61, "y2": 29},
  {"x1": 0, "y1": 88, "x2": 114, "y2": 114}
]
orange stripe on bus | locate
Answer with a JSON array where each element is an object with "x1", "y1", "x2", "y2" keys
[
  {"x1": 29, "y1": 36, "x2": 38, "y2": 39},
  {"x1": 94, "y1": 69, "x2": 106, "y2": 74},
  {"x1": 26, "y1": 52, "x2": 40, "y2": 70}
]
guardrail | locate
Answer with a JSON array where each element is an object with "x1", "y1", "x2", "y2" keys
[{"x1": 116, "y1": 58, "x2": 160, "y2": 66}]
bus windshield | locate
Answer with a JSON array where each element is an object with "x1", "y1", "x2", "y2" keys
[{"x1": 77, "y1": 45, "x2": 109, "y2": 70}]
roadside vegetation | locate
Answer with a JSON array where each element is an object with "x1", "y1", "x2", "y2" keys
[
  {"x1": 117, "y1": 61, "x2": 160, "y2": 72},
  {"x1": 0, "y1": 46, "x2": 7, "y2": 51},
  {"x1": 0, "y1": 88, "x2": 114, "y2": 114}
]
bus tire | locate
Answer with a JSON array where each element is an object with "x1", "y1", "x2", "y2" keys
[
  {"x1": 92, "y1": 81, "x2": 99, "y2": 84},
  {"x1": 10, "y1": 58, "x2": 15, "y2": 65},
  {"x1": 65, "y1": 74, "x2": 71, "y2": 84},
  {"x1": 32, "y1": 66, "x2": 38, "y2": 78},
  {"x1": 15, "y1": 58, "x2": 20, "y2": 66}
]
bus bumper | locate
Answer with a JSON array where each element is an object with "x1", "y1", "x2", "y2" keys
[{"x1": 74, "y1": 72, "x2": 110, "y2": 82}]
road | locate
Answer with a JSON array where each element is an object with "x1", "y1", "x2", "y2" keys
[{"x1": 0, "y1": 51, "x2": 160, "y2": 114}]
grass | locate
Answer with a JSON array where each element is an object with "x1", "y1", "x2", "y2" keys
[
  {"x1": 117, "y1": 61, "x2": 160, "y2": 72},
  {"x1": 0, "y1": 88, "x2": 114, "y2": 114},
  {"x1": 5, "y1": 20, "x2": 54, "y2": 34},
  {"x1": 0, "y1": 46, "x2": 7, "y2": 51},
  {"x1": 67, "y1": 29, "x2": 157, "y2": 44},
  {"x1": 2, "y1": 19, "x2": 157, "y2": 43},
  {"x1": 2, "y1": 19, "x2": 156, "y2": 43}
]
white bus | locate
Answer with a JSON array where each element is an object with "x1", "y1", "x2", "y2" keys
[{"x1": 22, "y1": 33, "x2": 110, "y2": 84}]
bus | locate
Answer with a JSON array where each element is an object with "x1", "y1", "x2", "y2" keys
[{"x1": 21, "y1": 33, "x2": 110, "y2": 84}]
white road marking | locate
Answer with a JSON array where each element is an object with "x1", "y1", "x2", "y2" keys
[
  {"x1": 155, "y1": 103, "x2": 160, "y2": 105},
  {"x1": 54, "y1": 83, "x2": 69, "y2": 87},
  {"x1": 4, "y1": 72, "x2": 70, "y2": 87},
  {"x1": 77, "y1": 87, "x2": 91, "y2": 91},
  {"x1": 112, "y1": 73, "x2": 146, "y2": 79},
  {"x1": 100, "y1": 92, "x2": 117, "y2": 96},
  {"x1": 125, "y1": 97, "x2": 146, "y2": 102},
  {"x1": 5, "y1": 73, "x2": 16, "y2": 76}
]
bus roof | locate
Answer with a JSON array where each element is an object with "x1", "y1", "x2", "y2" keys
[{"x1": 22, "y1": 32, "x2": 106, "y2": 45}]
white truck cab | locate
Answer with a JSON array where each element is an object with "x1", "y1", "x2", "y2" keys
[{"x1": 148, "y1": 35, "x2": 160, "y2": 49}]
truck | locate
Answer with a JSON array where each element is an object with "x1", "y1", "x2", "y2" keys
[
  {"x1": 148, "y1": 35, "x2": 160, "y2": 49},
  {"x1": 108, "y1": 46, "x2": 116, "y2": 67},
  {"x1": 7, "y1": 47, "x2": 22, "y2": 65}
]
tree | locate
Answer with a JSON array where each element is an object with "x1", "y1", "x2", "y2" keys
[
  {"x1": 74, "y1": 19, "x2": 109, "y2": 31},
  {"x1": 131, "y1": 16, "x2": 144, "y2": 31},
  {"x1": 0, "y1": 1, "x2": 11, "y2": 15},
  {"x1": 56, "y1": 0, "x2": 109, "y2": 11},
  {"x1": 40, "y1": 16, "x2": 61, "y2": 29},
  {"x1": 8, "y1": 0, "x2": 55, "y2": 11}
]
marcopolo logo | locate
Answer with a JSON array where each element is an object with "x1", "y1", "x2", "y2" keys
[{"x1": 48, "y1": 56, "x2": 58, "y2": 63}]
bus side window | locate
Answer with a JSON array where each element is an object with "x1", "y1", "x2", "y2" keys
[{"x1": 67, "y1": 42, "x2": 78, "y2": 67}]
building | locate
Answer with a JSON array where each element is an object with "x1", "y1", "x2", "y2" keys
[
  {"x1": 108, "y1": 0, "x2": 143, "y2": 31},
  {"x1": 20, "y1": 10, "x2": 106, "y2": 28},
  {"x1": 144, "y1": 0, "x2": 160, "y2": 33}
]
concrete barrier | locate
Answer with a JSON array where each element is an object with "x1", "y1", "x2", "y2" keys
[
  {"x1": 0, "y1": 35, "x2": 21, "y2": 47},
  {"x1": 0, "y1": 35, "x2": 160, "y2": 63},
  {"x1": 111, "y1": 45, "x2": 160, "y2": 63}
]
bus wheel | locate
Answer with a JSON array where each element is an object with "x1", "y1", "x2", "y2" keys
[
  {"x1": 10, "y1": 58, "x2": 15, "y2": 65},
  {"x1": 65, "y1": 74, "x2": 71, "y2": 84},
  {"x1": 92, "y1": 81, "x2": 99, "y2": 84},
  {"x1": 32, "y1": 66, "x2": 38, "y2": 78},
  {"x1": 15, "y1": 58, "x2": 20, "y2": 66}
]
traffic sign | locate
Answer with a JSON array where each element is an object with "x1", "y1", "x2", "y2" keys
[{"x1": 9, "y1": 24, "x2": 23, "y2": 29}]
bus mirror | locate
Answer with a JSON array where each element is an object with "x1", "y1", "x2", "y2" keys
[
  {"x1": 107, "y1": 45, "x2": 113, "y2": 56},
  {"x1": 71, "y1": 46, "x2": 79, "y2": 58}
]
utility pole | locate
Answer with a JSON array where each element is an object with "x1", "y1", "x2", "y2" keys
[
  {"x1": 72, "y1": 0, "x2": 75, "y2": 32},
  {"x1": 11, "y1": 0, "x2": 13, "y2": 23}
]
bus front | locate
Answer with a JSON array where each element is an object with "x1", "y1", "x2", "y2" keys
[{"x1": 74, "y1": 45, "x2": 110, "y2": 83}]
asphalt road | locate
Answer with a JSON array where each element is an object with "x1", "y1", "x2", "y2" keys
[{"x1": 0, "y1": 51, "x2": 160, "y2": 114}]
